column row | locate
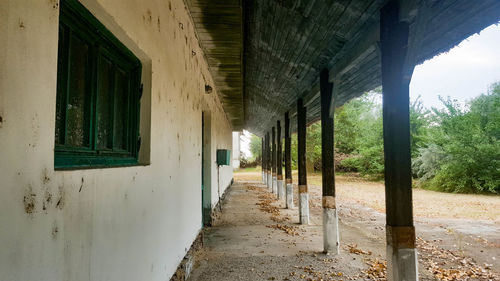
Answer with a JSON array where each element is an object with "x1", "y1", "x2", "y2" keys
[{"x1": 259, "y1": 2, "x2": 416, "y2": 279}]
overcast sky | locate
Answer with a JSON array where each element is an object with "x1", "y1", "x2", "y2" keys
[{"x1": 410, "y1": 23, "x2": 500, "y2": 108}]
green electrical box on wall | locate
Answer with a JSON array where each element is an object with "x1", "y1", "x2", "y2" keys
[{"x1": 216, "y1": 149, "x2": 231, "y2": 166}]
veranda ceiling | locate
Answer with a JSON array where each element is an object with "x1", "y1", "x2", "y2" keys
[{"x1": 186, "y1": 0, "x2": 500, "y2": 135}]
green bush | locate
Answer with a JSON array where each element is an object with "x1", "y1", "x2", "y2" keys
[
  {"x1": 413, "y1": 84, "x2": 500, "y2": 193},
  {"x1": 249, "y1": 134, "x2": 262, "y2": 164},
  {"x1": 335, "y1": 91, "x2": 385, "y2": 177},
  {"x1": 250, "y1": 83, "x2": 500, "y2": 194}
]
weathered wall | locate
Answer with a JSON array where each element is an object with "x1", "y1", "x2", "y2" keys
[{"x1": 0, "y1": 0, "x2": 233, "y2": 280}]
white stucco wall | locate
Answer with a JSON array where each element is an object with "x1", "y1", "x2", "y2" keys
[{"x1": 0, "y1": 0, "x2": 233, "y2": 280}]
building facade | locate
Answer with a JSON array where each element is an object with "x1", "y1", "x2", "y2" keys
[{"x1": 0, "y1": 0, "x2": 233, "y2": 280}]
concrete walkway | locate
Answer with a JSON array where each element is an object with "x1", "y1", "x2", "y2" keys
[
  {"x1": 188, "y1": 178, "x2": 500, "y2": 281},
  {"x1": 188, "y1": 180, "x2": 384, "y2": 281}
]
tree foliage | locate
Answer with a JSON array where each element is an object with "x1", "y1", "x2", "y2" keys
[
  {"x1": 335, "y1": 91, "x2": 385, "y2": 176},
  {"x1": 249, "y1": 134, "x2": 262, "y2": 163},
  {"x1": 249, "y1": 83, "x2": 499, "y2": 194},
  {"x1": 413, "y1": 85, "x2": 500, "y2": 193}
]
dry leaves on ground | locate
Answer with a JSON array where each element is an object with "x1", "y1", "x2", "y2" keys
[
  {"x1": 270, "y1": 214, "x2": 289, "y2": 223},
  {"x1": 266, "y1": 224, "x2": 300, "y2": 236},
  {"x1": 290, "y1": 264, "x2": 344, "y2": 281},
  {"x1": 417, "y1": 237, "x2": 497, "y2": 280},
  {"x1": 256, "y1": 193, "x2": 284, "y2": 219},
  {"x1": 361, "y1": 258, "x2": 387, "y2": 280},
  {"x1": 247, "y1": 185, "x2": 261, "y2": 191},
  {"x1": 346, "y1": 244, "x2": 372, "y2": 255}
]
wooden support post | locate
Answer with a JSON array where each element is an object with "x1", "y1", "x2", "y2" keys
[
  {"x1": 266, "y1": 132, "x2": 272, "y2": 189},
  {"x1": 284, "y1": 112, "x2": 293, "y2": 208},
  {"x1": 320, "y1": 69, "x2": 339, "y2": 254},
  {"x1": 272, "y1": 126, "x2": 277, "y2": 195},
  {"x1": 297, "y1": 98, "x2": 309, "y2": 224},
  {"x1": 262, "y1": 137, "x2": 266, "y2": 183},
  {"x1": 265, "y1": 136, "x2": 268, "y2": 183},
  {"x1": 380, "y1": 2, "x2": 418, "y2": 280},
  {"x1": 277, "y1": 120, "x2": 284, "y2": 200}
]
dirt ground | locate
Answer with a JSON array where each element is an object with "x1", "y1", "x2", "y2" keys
[
  {"x1": 234, "y1": 170, "x2": 500, "y2": 221},
  {"x1": 188, "y1": 171, "x2": 499, "y2": 281}
]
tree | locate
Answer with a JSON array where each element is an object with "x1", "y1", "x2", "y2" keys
[
  {"x1": 335, "y1": 90, "x2": 431, "y2": 178},
  {"x1": 412, "y1": 83, "x2": 500, "y2": 193},
  {"x1": 306, "y1": 122, "x2": 322, "y2": 171},
  {"x1": 336, "y1": 91, "x2": 385, "y2": 176},
  {"x1": 248, "y1": 134, "x2": 262, "y2": 164},
  {"x1": 260, "y1": 83, "x2": 499, "y2": 194},
  {"x1": 409, "y1": 96, "x2": 431, "y2": 158},
  {"x1": 289, "y1": 125, "x2": 320, "y2": 171}
]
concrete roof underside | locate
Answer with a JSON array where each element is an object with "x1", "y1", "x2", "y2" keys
[{"x1": 186, "y1": 0, "x2": 500, "y2": 135}]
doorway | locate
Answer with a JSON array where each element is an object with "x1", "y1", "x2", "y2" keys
[{"x1": 202, "y1": 112, "x2": 212, "y2": 226}]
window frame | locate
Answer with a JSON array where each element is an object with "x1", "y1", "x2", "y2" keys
[{"x1": 55, "y1": 0, "x2": 142, "y2": 170}]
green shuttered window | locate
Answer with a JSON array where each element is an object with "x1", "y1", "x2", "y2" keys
[{"x1": 55, "y1": 0, "x2": 142, "y2": 169}]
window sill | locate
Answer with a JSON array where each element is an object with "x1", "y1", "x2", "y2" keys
[
  {"x1": 54, "y1": 162, "x2": 150, "y2": 171},
  {"x1": 54, "y1": 154, "x2": 149, "y2": 170}
]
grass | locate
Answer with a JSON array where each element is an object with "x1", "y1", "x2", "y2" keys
[
  {"x1": 234, "y1": 168, "x2": 500, "y2": 221},
  {"x1": 234, "y1": 166, "x2": 262, "y2": 173}
]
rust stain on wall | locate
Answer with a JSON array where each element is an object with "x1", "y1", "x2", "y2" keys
[{"x1": 23, "y1": 187, "x2": 36, "y2": 214}]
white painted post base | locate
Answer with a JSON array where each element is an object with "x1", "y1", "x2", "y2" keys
[
  {"x1": 299, "y1": 193, "x2": 309, "y2": 224},
  {"x1": 286, "y1": 183, "x2": 294, "y2": 208},
  {"x1": 272, "y1": 176, "x2": 277, "y2": 195},
  {"x1": 323, "y1": 208, "x2": 340, "y2": 254},
  {"x1": 262, "y1": 171, "x2": 266, "y2": 183},
  {"x1": 267, "y1": 172, "x2": 272, "y2": 190},
  {"x1": 277, "y1": 180, "x2": 284, "y2": 200},
  {"x1": 387, "y1": 246, "x2": 418, "y2": 281}
]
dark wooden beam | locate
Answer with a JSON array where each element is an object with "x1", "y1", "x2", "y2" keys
[
  {"x1": 320, "y1": 69, "x2": 335, "y2": 198},
  {"x1": 262, "y1": 137, "x2": 267, "y2": 183},
  {"x1": 381, "y1": 1, "x2": 413, "y2": 229},
  {"x1": 277, "y1": 120, "x2": 284, "y2": 199},
  {"x1": 266, "y1": 132, "x2": 271, "y2": 178},
  {"x1": 320, "y1": 69, "x2": 339, "y2": 254},
  {"x1": 284, "y1": 112, "x2": 292, "y2": 182},
  {"x1": 297, "y1": 98, "x2": 309, "y2": 224},
  {"x1": 271, "y1": 126, "x2": 276, "y2": 179},
  {"x1": 277, "y1": 120, "x2": 282, "y2": 178},
  {"x1": 380, "y1": 1, "x2": 417, "y2": 280},
  {"x1": 297, "y1": 99, "x2": 307, "y2": 187},
  {"x1": 262, "y1": 137, "x2": 266, "y2": 174},
  {"x1": 284, "y1": 111, "x2": 293, "y2": 208},
  {"x1": 265, "y1": 133, "x2": 268, "y2": 173},
  {"x1": 267, "y1": 132, "x2": 271, "y2": 172}
]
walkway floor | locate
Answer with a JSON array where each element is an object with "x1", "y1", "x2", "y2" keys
[
  {"x1": 188, "y1": 178, "x2": 499, "y2": 281},
  {"x1": 189, "y1": 180, "x2": 387, "y2": 281}
]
